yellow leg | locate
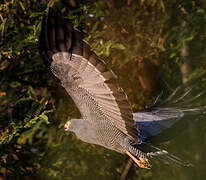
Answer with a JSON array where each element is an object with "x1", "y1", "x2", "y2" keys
[{"x1": 125, "y1": 150, "x2": 151, "y2": 169}]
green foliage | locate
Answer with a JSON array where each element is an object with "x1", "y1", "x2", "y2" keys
[
  {"x1": 0, "y1": 0, "x2": 206, "y2": 179},
  {"x1": 0, "y1": 97, "x2": 51, "y2": 143}
]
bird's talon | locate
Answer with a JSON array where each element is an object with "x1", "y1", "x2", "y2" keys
[{"x1": 125, "y1": 150, "x2": 151, "y2": 169}]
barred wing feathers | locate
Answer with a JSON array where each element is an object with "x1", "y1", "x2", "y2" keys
[{"x1": 39, "y1": 8, "x2": 139, "y2": 140}]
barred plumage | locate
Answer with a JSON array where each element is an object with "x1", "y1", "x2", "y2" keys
[{"x1": 39, "y1": 8, "x2": 204, "y2": 169}]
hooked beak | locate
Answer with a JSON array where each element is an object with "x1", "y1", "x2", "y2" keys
[{"x1": 64, "y1": 121, "x2": 71, "y2": 131}]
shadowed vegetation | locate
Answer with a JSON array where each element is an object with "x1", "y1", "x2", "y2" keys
[{"x1": 0, "y1": 0, "x2": 206, "y2": 179}]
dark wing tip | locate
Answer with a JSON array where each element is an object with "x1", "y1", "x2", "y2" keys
[
  {"x1": 39, "y1": 7, "x2": 87, "y2": 66},
  {"x1": 38, "y1": 8, "x2": 138, "y2": 140},
  {"x1": 39, "y1": 8, "x2": 73, "y2": 66}
]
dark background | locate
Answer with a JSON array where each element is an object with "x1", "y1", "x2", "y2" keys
[{"x1": 1, "y1": 0, "x2": 206, "y2": 179}]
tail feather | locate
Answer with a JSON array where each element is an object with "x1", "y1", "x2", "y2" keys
[
  {"x1": 159, "y1": 71, "x2": 206, "y2": 107},
  {"x1": 175, "y1": 91, "x2": 205, "y2": 107},
  {"x1": 168, "y1": 86, "x2": 193, "y2": 105},
  {"x1": 137, "y1": 143, "x2": 192, "y2": 167},
  {"x1": 154, "y1": 151, "x2": 192, "y2": 167},
  {"x1": 134, "y1": 108, "x2": 184, "y2": 141},
  {"x1": 134, "y1": 71, "x2": 206, "y2": 142}
]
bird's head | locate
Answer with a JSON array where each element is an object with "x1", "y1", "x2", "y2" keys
[
  {"x1": 64, "y1": 119, "x2": 78, "y2": 132},
  {"x1": 64, "y1": 121, "x2": 71, "y2": 132},
  {"x1": 64, "y1": 119, "x2": 96, "y2": 144},
  {"x1": 64, "y1": 119, "x2": 87, "y2": 133}
]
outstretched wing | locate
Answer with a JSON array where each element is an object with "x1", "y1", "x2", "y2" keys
[{"x1": 39, "y1": 8, "x2": 139, "y2": 140}]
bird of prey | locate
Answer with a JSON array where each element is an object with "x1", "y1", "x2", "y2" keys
[{"x1": 39, "y1": 8, "x2": 205, "y2": 169}]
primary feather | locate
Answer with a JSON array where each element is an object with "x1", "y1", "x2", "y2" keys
[
  {"x1": 39, "y1": 8, "x2": 139, "y2": 140},
  {"x1": 39, "y1": 8, "x2": 205, "y2": 168}
]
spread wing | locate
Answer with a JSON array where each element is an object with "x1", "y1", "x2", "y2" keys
[{"x1": 39, "y1": 8, "x2": 139, "y2": 140}]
